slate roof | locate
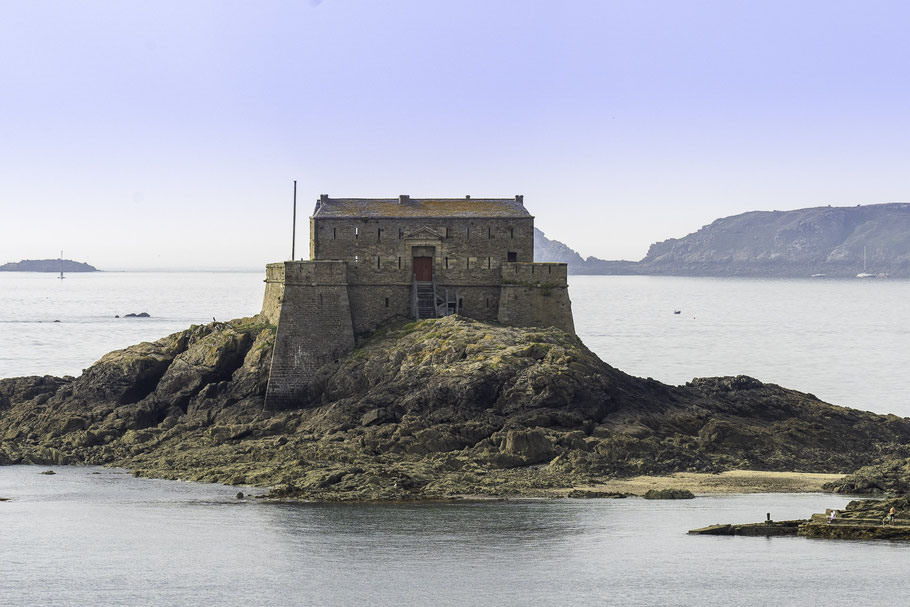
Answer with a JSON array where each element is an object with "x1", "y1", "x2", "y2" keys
[{"x1": 312, "y1": 197, "x2": 532, "y2": 219}]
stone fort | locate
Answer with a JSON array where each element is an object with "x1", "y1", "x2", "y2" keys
[{"x1": 260, "y1": 195, "x2": 574, "y2": 407}]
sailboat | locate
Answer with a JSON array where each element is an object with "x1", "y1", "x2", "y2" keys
[
  {"x1": 856, "y1": 246, "x2": 875, "y2": 278},
  {"x1": 57, "y1": 250, "x2": 65, "y2": 280}
]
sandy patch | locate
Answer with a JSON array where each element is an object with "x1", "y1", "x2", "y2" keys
[{"x1": 561, "y1": 470, "x2": 845, "y2": 496}]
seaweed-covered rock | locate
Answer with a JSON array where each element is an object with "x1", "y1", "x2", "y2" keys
[
  {"x1": 3, "y1": 315, "x2": 910, "y2": 500},
  {"x1": 643, "y1": 488, "x2": 695, "y2": 500},
  {"x1": 823, "y1": 457, "x2": 910, "y2": 495}
]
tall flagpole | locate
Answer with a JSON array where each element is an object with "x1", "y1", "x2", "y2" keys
[{"x1": 291, "y1": 180, "x2": 297, "y2": 261}]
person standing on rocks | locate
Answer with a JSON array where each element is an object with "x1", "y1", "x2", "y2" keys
[{"x1": 885, "y1": 506, "x2": 897, "y2": 525}]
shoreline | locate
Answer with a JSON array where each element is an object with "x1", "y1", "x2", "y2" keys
[
  {"x1": 3, "y1": 464, "x2": 845, "y2": 501},
  {"x1": 252, "y1": 470, "x2": 850, "y2": 502},
  {"x1": 557, "y1": 470, "x2": 846, "y2": 497}
]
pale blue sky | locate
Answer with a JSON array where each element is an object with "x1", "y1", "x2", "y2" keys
[{"x1": 2, "y1": 1, "x2": 909, "y2": 269}]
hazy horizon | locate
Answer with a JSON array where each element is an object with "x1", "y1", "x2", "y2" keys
[
  {"x1": 4, "y1": 1, "x2": 910, "y2": 270},
  {"x1": 8, "y1": 198, "x2": 910, "y2": 272}
]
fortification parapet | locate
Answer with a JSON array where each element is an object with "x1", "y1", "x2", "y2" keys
[
  {"x1": 497, "y1": 262, "x2": 574, "y2": 334},
  {"x1": 500, "y1": 262, "x2": 568, "y2": 284}
]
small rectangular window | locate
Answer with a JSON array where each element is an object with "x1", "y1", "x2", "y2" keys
[
  {"x1": 398, "y1": 257, "x2": 402, "y2": 269},
  {"x1": 445, "y1": 227, "x2": 449, "y2": 238},
  {"x1": 487, "y1": 257, "x2": 491, "y2": 269},
  {"x1": 507, "y1": 252, "x2": 517, "y2": 262},
  {"x1": 510, "y1": 228, "x2": 514, "y2": 239},
  {"x1": 376, "y1": 256, "x2": 381, "y2": 269},
  {"x1": 531, "y1": 265, "x2": 535, "y2": 274},
  {"x1": 377, "y1": 228, "x2": 382, "y2": 241},
  {"x1": 467, "y1": 226, "x2": 471, "y2": 238},
  {"x1": 445, "y1": 257, "x2": 449, "y2": 269},
  {"x1": 548, "y1": 266, "x2": 552, "y2": 274},
  {"x1": 385, "y1": 297, "x2": 389, "y2": 308},
  {"x1": 332, "y1": 227, "x2": 336, "y2": 239},
  {"x1": 488, "y1": 227, "x2": 492, "y2": 239},
  {"x1": 486, "y1": 298, "x2": 490, "y2": 308},
  {"x1": 466, "y1": 258, "x2": 471, "y2": 270},
  {"x1": 355, "y1": 227, "x2": 359, "y2": 239},
  {"x1": 399, "y1": 228, "x2": 403, "y2": 239}
]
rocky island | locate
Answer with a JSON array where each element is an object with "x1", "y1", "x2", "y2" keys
[
  {"x1": 0, "y1": 259, "x2": 98, "y2": 272},
  {"x1": 3, "y1": 314, "x2": 910, "y2": 502}
]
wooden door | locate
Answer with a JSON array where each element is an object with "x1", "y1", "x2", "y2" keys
[{"x1": 413, "y1": 257, "x2": 433, "y2": 281}]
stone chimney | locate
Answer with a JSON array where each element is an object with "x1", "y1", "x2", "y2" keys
[
  {"x1": 515, "y1": 195, "x2": 524, "y2": 205},
  {"x1": 398, "y1": 194, "x2": 410, "y2": 204}
]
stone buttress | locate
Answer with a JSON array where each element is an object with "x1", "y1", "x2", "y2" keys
[{"x1": 262, "y1": 260, "x2": 354, "y2": 408}]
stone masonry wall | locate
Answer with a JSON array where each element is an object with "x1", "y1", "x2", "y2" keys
[
  {"x1": 264, "y1": 261, "x2": 355, "y2": 408},
  {"x1": 312, "y1": 216, "x2": 533, "y2": 330},
  {"x1": 261, "y1": 262, "x2": 286, "y2": 325},
  {"x1": 346, "y1": 284, "x2": 412, "y2": 335},
  {"x1": 496, "y1": 262, "x2": 575, "y2": 334},
  {"x1": 312, "y1": 217, "x2": 534, "y2": 284}
]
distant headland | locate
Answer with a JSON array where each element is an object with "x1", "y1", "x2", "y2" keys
[
  {"x1": 536, "y1": 202, "x2": 910, "y2": 278},
  {"x1": 0, "y1": 259, "x2": 98, "y2": 272}
]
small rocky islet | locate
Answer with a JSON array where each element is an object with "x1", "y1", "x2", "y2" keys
[
  {"x1": 2, "y1": 314, "x2": 910, "y2": 535},
  {"x1": 0, "y1": 259, "x2": 98, "y2": 272}
]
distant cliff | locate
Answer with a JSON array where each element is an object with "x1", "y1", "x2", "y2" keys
[
  {"x1": 533, "y1": 229, "x2": 638, "y2": 274},
  {"x1": 0, "y1": 259, "x2": 98, "y2": 272},
  {"x1": 643, "y1": 203, "x2": 910, "y2": 277},
  {"x1": 538, "y1": 203, "x2": 910, "y2": 277}
]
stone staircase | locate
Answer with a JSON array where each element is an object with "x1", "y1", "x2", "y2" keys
[{"x1": 415, "y1": 282, "x2": 436, "y2": 319}]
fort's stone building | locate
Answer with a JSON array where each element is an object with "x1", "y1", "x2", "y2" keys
[{"x1": 261, "y1": 195, "x2": 574, "y2": 407}]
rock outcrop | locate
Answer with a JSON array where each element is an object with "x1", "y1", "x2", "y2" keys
[
  {"x1": 822, "y1": 457, "x2": 910, "y2": 495},
  {"x1": 797, "y1": 456, "x2": 910, "y2": 540},
  {"x1": 698, "y1": 497, "x2": 910, "y2": 541},
  {"x1": 3, "y1": 315, "x2": 910, "y2": 501},
  {"x1": 800, "y1": 496, "x2": 910, "y2": 540},
  {"x1": 643, "y1": 488, "x2": 694, "y2": 500}
]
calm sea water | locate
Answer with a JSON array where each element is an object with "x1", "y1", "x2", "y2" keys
[
  {"x1": 1, "y1": 271, "x2": 908, "y2": 415},
  {"x1": 3, "y1": 466, "x2": 909, "y2": 607},
  {"x1": 3, "y1": 272, "x2": 910, "y2": 605}
]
